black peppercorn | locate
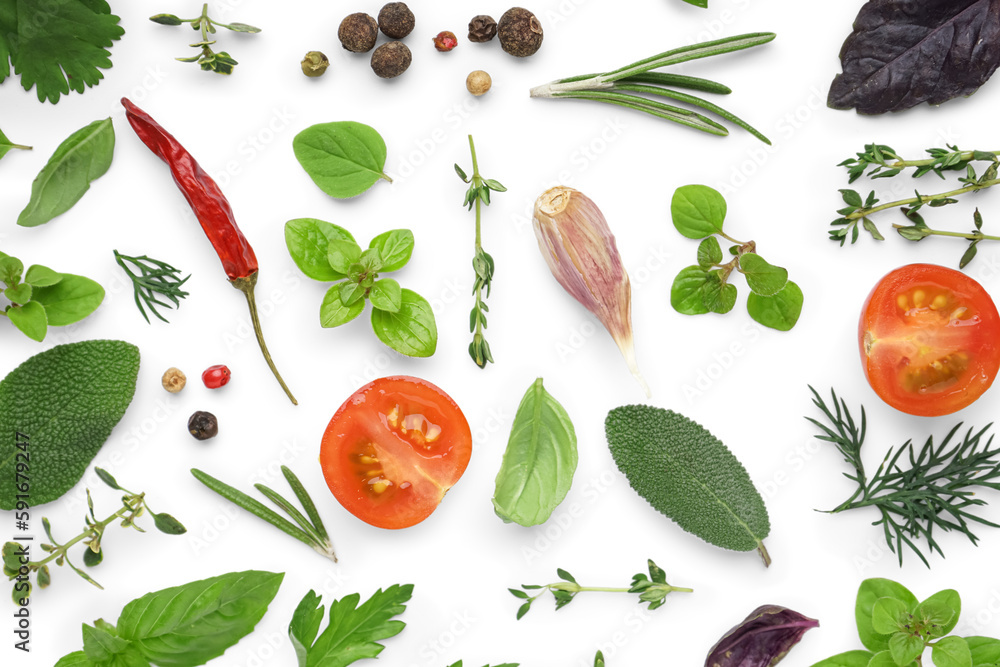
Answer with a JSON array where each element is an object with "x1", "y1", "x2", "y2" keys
[
  {"x1": 371, "y1": 41, "x2": 412, "y2": 78},
  {"x1": 378, "y1": 2, "x2": 415, "y2": 39},
  {"x1": 497, "y1": 7, "x2": 543, "y2": 57},
  {"x1": 468, "y1": 15, "x2": 497, "y2": 42},
  {"x1": 339, "y1": 13, "x2": 379, "y2": 53},
  {"x1": 188, "y1": 411, "x2": 219, "y2": 440}
]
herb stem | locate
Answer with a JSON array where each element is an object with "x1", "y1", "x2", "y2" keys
[
  {"x1": 846, "y1": 180, "x2": 1000, "y2": 220},
  {"x1": 891, "y1": 151, "x2": 1000, "y2": 169},
  {"x1": 23, "y1": 500, "x2": 138, "y2": 574},
  {"x1": 891, "y1": 224, "x2": 1000, "y2": 242}
]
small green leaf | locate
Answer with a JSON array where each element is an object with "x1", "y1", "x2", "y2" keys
[
  {"x1": 370, "y1": 289, "x2": 437, "y2": 357},
  {"x1": 225, "y1": 22, "x2": 261, "y2": 33},
  {"x1": 739, "y1": 254, "x2": 788, "y2": 297},
  {"x1": 292, "y1": 121, "x2": 392, "y2": 199},
  {"x1": 670, "y1": 266, "x2": 710, "y2": 315},
  {"x1": 484, "y1": 178, "x2": 507, "y2": 192},
  {"x1": 840, "y1": 189, "x2": 863, "y2": 207},
  {"x1": 4, "y1": 283, "x2": 32, "y2": 304},
  {"x1": 933, "y1": 637, "x2": 972, "y2": 667},
  {"x1": 556, "y1": 568, "x2": 576, "y2": 583},
  {"x1": 918, "y1": 590, "x2": 960, "y2": 636},
  {"x1": 359, "y1": 248, "x2": 383, "y2": 273},
  {"x1": 30, "y1": 274, "x2": 105, "y2": 326},
  {"x1": 856, "y1": 579, "x2": 919, "y2": 653},
  {"x1": 82, "y1": 547, "x2": 103, "y2": 567},
  {"x1": 516, "y1": 601, "x2": 531, "y2": 620},
  {"x1": 328, "y1": 240, "x2": 363, "y2": 275},
  {"x1": 149, "y1": 13, "x2": 184, "y2": 26},
  {"x1": 509, "y1": 589, "x2": 529, "y2": 599},
  {"x1": 320, "y1": 285, "x2": 365, "y2": 328},
  {"x1": 24, "y1": 264, "x2": 62, "y2": 287},
  {"x1": 0, "y1": 127, "x2": 31, "y2": 161},
  {"x1": 967, "y1": 637, "x2": 1000, "y2": 665},
  {"x1": 671, "y1": 184, "x2": 727, "y2": 239},
  {"x1": 702, "y1": 273, "x2": 737, "y2": 314},
  {"x1": 368, "y1": 230, "x2": 414, "y2": 273},
  {"x1": 8, "y1": 301, "x2": 48, "y2": 342},
  {"x1": 370, "y1": 279, "x2": 402, "y2": 313},
  {"x1": 454, "y1": 164, "x2": 468, "y2": 181},
  {"x1": 152, "y1": 512, "x2": 187, "y2": 535},
  {"x1": 867, "y1": 651, "x2": 907, "y2": 667},
  {"x1": 889, "y1": 633, "x2": 925, "y2": 666},
  {"x1": 872, "y1": 598, "x2": 910, "y2": 635},
  {"x1": 974, "y1": 208, "x2": 984, "y2": 230},
  {"x1": 284, "y1": 219, "x2": 356, "y2": 282},
  {"x1": 82, "y1": 622, "x2": 131, "y2": 662},
  {"x1": 339, "y1": 281, "x2": 367, "y2": 307},
  {"x1": 0, "y1": 256, "x2": 24, "y2": 285},
  {"x1": 746, "y1": 280, "x2": 802, "y2": 331},
  {"x1": 697, "y1": 237, "x2": 723, "y2": 268}
]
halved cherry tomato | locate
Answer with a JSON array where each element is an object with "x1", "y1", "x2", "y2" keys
[
  {"x1": 859, "y1": 263, "x2": 1000, "y2": 416},
  {"x1": 319, "y1": 376, "x2": 472, "y2": 529}
]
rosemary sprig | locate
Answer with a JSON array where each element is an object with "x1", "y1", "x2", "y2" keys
[
  {"x1": 529, "y1": 33, "x2": 775, "y2": 143},
  {"x1": 455, "y1": 135, "x2": 506, "y2": 369},
  {"x1": 113, "y1": 250, "x2": 191, "y2": 323},
  {"x1": 510, "y1": 559, "x2": 691, "y2": 619},
  {"x1": 150, "y1": 3, "x2": 261, "y2": 75},
  {"x1": 830, "y1": 144, "x2": 1000, "y2": 267},
  {"x1": 191, "y1": 466, "x2": 337, "y2": 562},
  {"x1": 2, "y1": 468, "x2": 186, "y2": 600},
  {"x1": 806, "y1": 387, "x2": 1000, "y2": 567}
]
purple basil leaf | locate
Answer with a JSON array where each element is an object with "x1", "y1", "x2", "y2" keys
[
  {"x1": 829, "y1": 0, "x2": 1000, "y2": 114},
  {"x1": 704, "y1": 605, "x2": 818, "y2": 667}
]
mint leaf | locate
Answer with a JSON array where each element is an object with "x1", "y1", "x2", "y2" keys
[
  {"x1": 746, "y1": 280, "x2": 803, "y2": 331},
  {"x1": 670, "y1": 266, "x2": 710, "y2": 315},
  {"x1": 292, "y1": 122, "x2": 392, "y2": 199},
  {"x1": 320, "y1": 286, "x2": 365, "y2": 328},
  {"x1": 370, "y1": 289, "x2": 437, "y2": 357},
  {"x1": 368, "y1": 230, "x2": 414, "y2": 272},
  {"x1": 285, "y1": 219, "x2": 356, "y2": 282},
  {"x1": 671, "y1": 184, "x2": 726, "y2": 239}
]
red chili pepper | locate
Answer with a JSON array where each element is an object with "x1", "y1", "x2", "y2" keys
[{"x1": 122, "y1": 98, "x2": 297, "y2": 405}]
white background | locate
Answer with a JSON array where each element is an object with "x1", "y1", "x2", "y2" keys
[{"x1": 4, "y1": 1, "x2": 1000, "y2": 666}]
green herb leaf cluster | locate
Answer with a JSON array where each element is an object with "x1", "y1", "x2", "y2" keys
[
  {"x1": 0, "y1": 126, "x2": 31, "y2": 161},
  {"x1": 17, "y1": 117, "x2": 115, "y2": 227},
  {"x1": 606, "y1": 404, "x2": 772, "y2": 565},
  {"x1": 455, "y1": 134, "x2": 506, "y2": 368},
  {"x1": 150, "y1": 4, "x2": 261, "y2": 75},
  {"x1": 510, "y1": 559, "x2": 691, "y2": 619},
  {"x1": 54, "y1": 570, "x2": 283, "y2": 666},
  {"x1": 288, "y1": 584, "x2": 413, "y2": 666},
  {"x1": 0, "y1": 341, "x2": 139, "y2": 510},
  {"x1": 670, "y1": 184, "x2": 802, "y2": 331},
  {"x1": 492, "y1": 378, "x2": 577, "y2": 527},
  {"x1": 4, "y1": 468, "x2": 185, "y2": 600},
  {"x1": 285, "y1": 218, "x2": 437, "y2": 357},
  {"x1": 0, "y1": 0, "x2": 124, "y2": 103},
  {"x1": 0, "y1": 251, "x2": 105, "y2": 341},
  {"x1": 830, "y1": 143, "x2": 1000, "y2": 268},
  {"x1": 113, "y1": 251, "x2": 190, "y2": 323},
  {"x1": 810, "y1": 578, "x2": 1000, "y2": 667},
  {"x1": 807, "y1": 387, "x2": 1000, "y2": 567},
  {"x1": 293, "y1": 122, "x2": 392, "y2": 199}
]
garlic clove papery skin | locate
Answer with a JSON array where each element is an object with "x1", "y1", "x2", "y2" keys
[{"x1": 532, "y1": 186, "x2": 651, "y2": 398}]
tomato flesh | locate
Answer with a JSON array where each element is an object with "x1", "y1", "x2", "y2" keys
[
  {"x1": 859, "y1": 263, "x2": 1000, "y2": 416},
  {"x1": 319, "y1": 376, "x2": 472, "y2": 529}
]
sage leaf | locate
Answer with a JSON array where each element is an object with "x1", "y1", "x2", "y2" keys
[
  {"x1": 807, "y1": 651, "x2": 875, "y2": 667},
  {"x1": 932, "y1": 636, "x2": 973, "y2": 667},
  {"x1": 0, "y1": 340, "x2": 140, "y2": 509},
  {"x1": 671, "y1": 184, "x2": 726, "y2": 239},
  {"x1": 370, "y1": 289, "x2": 437, "y2": 357},
  {"x1": 368, "y1": 229, "x2": 414, "y2": 272},
  {"x1": 670, "y1": 266, "x2": 710, "y2": 315},
  {"x1": 855, "y1": 579, "x2": 918, "y2": 652},
  {"x1": 704, "y1": 605, "x2": 818, "y2": 667},
  {"x1": 115, "y1": 570, "x2": 284, "y2": 667},
  {"x1": 492, "y1": 378, "x2": 578, "y2": 527},
  {"x1": 285, "y1": 218, "x2": 356, "y2": 282},
  {"x1": 18, "y1": 118, "x2": 115, "y2": 227},
  {"x1": 7, "y1": 301, "x2": 47, "y2": 341},
  {"x1": 24, "y1": 263, "x2": 62, "y2": 287},
  {"x1": 606, "y1": 405, "x2": 771, "y2": 564},
  {"x1": 328, "y1": 240, "x2": 363, "y2": 275},
  {"x1": 30, "y1": 273, "x2": 105, "y2": 325},
  {"x1": 739, "y1": 254, "x2": 788, "y2": 297},
  {"x1": 292, "y1": 121, "x2": 392, "y2": 199},
  {"x1": 697, "y1": 236, "x2": 723, "y2": 268},
  {"x1": 320, "y1": 286, "x2": 365, "y2": 328},
  {"x1": 746, "y1": 280, "x2": 803, "y2": 331},
  {"x1": 0, "y1": 126, "x2": 30, "y2": 161},
  {"x1": 370, "y1": 278, "x2": 402, "y2": 313}
]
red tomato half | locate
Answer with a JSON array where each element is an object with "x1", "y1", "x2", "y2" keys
[
  {"x1": 319, "y1": 376, "x2": 472, "y2": 529},
  {"x1": 859, "y1": 263, "x2": 1000, "y2": 416}
]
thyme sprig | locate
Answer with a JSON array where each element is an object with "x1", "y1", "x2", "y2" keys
[
  {"x1": 3, "y1": 468, "x2": 186, "y2": 600},
  {"x1": 807, "y1": 387, "x2": 1000, "y2": 568},
  {"x1": 830, "y1": 144, "x2": 1000, "y2": 267},
  {"x1": 150, "y1": 3, "x2": 261, "y2": 75},
  {"x1": 529, "y1": 33, "x2": 775, "y2": 143},
  {"x1": 113, "y1": 250, "x2": 191, "y2": 323},
  {"x1": 455, "y1": 135, "x2": 506, "y2": 369},
  {"x1": 510, "y1": 559, "x2": 691, "y2": 619}
]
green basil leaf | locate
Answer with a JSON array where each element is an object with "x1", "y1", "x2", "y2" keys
[
  {"x1": 8, "y1": 301, "x2": 48, "y2": 341},
  {"x1": 368, "y1": 229, "x2": 414, "y2": 272},
  {"x1": 320, "y1": 285, "x2": 365, "y2": 328},
  {"x1": 18, "y1": 118, "x2": 115, "y2": 227},
  {"x1": 4, "y1": 282, "x2": 32, "y2": 304},
  {"x1": 83, "y1": 622, "x2": 131, "y2": 662},
  {"x1": 872, "y1": 597, "x2": 909, "y2": 634},
  {"x1": 339, "y1": 281, "x2": 367, "y2": 307},
  {"x1": 0, "y1": 126, "x2": 31, "y2": 162},
  {"x1": 370, "y1": 289, "x2": 437, "y2": 357},
  {"x1": 697, "y1": 237, "x2": 723, "y2": 268},
  {"x1": 0, "y1": 255, "x2": 24, "y2": 284},
  {"x1": 739, "y1": 253, "x2": 788, "y2": 297},
  {"x1": 0, "y1": 340, "x2": 140, "y2": 508},
  {"x1": 670, "y1": 266, "x2": 710, "y2": 315},
  {"x1": 967, "y1": 637, "x2": 1000, "y2": 665},
  {"x1": 284, "y1": 219, "x2": 356, "y2": 282},
  {"x1": 702, "y1": 274, "x2": 737, "y2": 314},
  {"x1": 288, "y1": 590, "x2": 325, "y2": 667},
  {"x1": 292, "y1": 121, "x2": 391, "y2": 199},
  {"x1": 746, "y1": 280, "x2": 803, "y2": 331},
  {"x1": 671, "y1": 184, "x2": 726, "y2": 239},
  {"x1": 933, "y1": 637, "x2": 973, "y2": 667},
  {"x1": 917, "y1": 590, "x2": 960, "y2": 637},
  {"x1": 116, "y1": 571, "x2": 284, "y2": 667},
  {"x1": 856, "y1": 579, "x2": 918, "y2": 652},
  {"x1": 889, "y1": 632, "x2": 925, "y2": 666},
  {"x1": 24, "y1": 264, "x2": 63, "y2": 287},
  {"x1": 370, "y1": 278, "x2": 402, "y2": 312},
  {"x1": 30, "y1": 273, "x2": 105, "y2": 326},
  {"x1": 54, "y1": 652, "x2": 101, "y2": 667},
  {"x1": 807, "y1": 651, "x2": 875, "y2": 667},
  {"x1": 328, "y1": 240, "x2": 362, "y2": 275},
  {"x1": 492, "y1": 378, "x2": 578, "y2": 526}
]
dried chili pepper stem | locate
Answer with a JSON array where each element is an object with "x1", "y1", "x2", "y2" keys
[{"x1": 231, "y1": 274, "x2": 297, "y2": 404}]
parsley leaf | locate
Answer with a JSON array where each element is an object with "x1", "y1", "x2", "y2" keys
[
  {"x1": 0, "y1": 0, "x2": 124, "y2": 103},
  {"x1": 289, "y1": 584, "x2": 413, "y2": 667}
]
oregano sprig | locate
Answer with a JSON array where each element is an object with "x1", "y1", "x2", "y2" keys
[
  {"x1": 510, "y1": 559, "x2": 691, "y2": 619},
  {"x1": 150, "y1": 3, "x2": 261, "y2": 75},
  {"x1": 455, "y1": 135, "x2": 506, "y2": 368}
]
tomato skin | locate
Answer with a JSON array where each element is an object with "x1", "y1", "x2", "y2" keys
[
  {"x1": 319, "y1": 376, "x2": 472, "y2": 529},
  {"x1": 859, "y1": 263, "x2": 1000, "y2": 416}
]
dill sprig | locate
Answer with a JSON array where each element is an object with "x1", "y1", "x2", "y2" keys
[
  {"x1": 113, "y1": 250, "x2": 191, "y2": 323},
  {"x1": 806, "y1": 386, "x2": 1000, "y2": 568}
]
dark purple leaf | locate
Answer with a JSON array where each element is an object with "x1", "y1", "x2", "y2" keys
[
  {"x1": 704, "y1": 605, "x2": 818, "y2": 667},
  {"x1": 829, "y1": 0, "x2": 1000, "y2": 114}
]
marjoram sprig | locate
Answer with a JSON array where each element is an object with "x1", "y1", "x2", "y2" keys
[{"x1": 150, "y1": 3, "x2": 261, "y2": 74}]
